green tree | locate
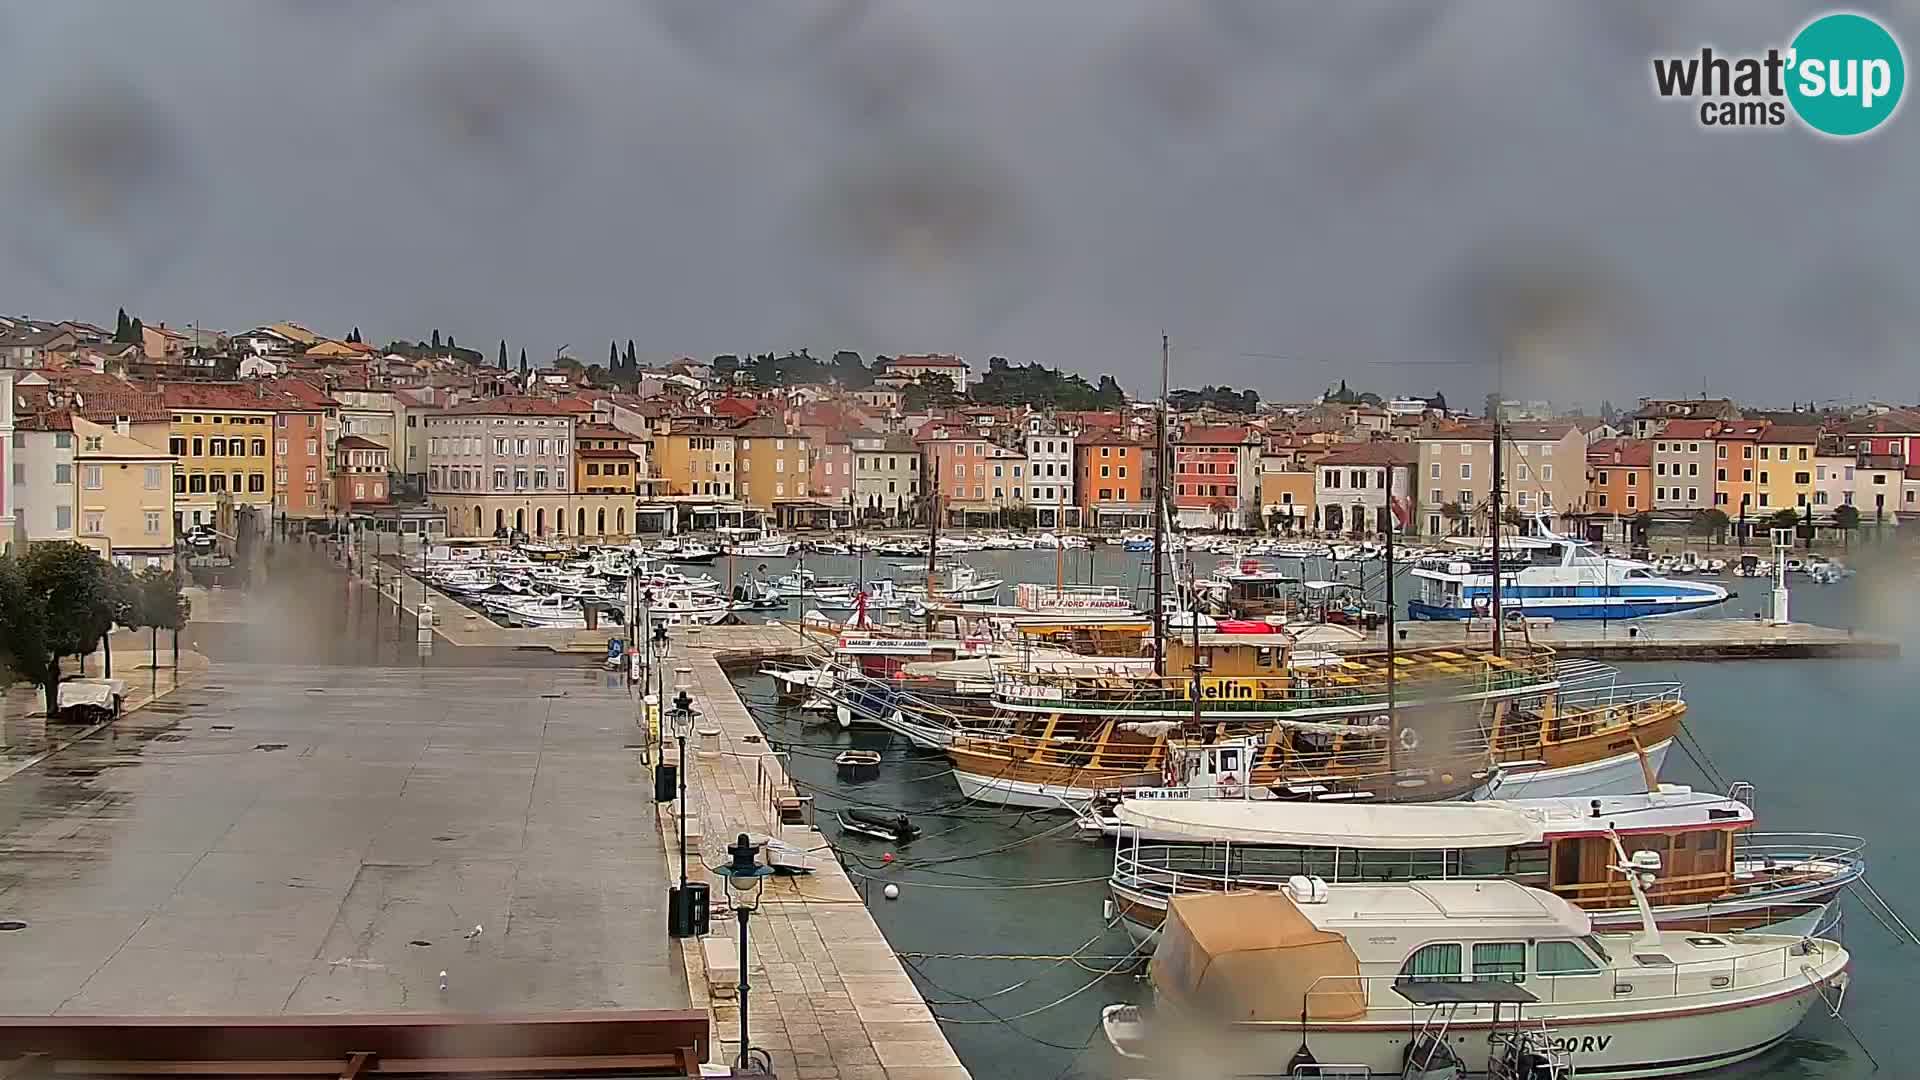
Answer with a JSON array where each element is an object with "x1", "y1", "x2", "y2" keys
[
  {"x1": 114, "y1": 308, "x2": 132, "y2": 342},
  {"x1": 128, "y1": 317, "x2": 144, "y2": 346},
  {"x1": 1095, "y1": 374, "x2": 1125, "y2": 409},
  {"x1": 625, "y1": 340, "x2": 638, "y2": 369},
  {"x1": 5, "y1": 543, "x2": 116, "y2": 716},
  {"x1": 1689, "y1": 507, "x2": 1730, "y2": 545},
  {"x1": 1440, "y1": 501, "x2": 1467, "y2": 536},
  {"x1": 1764, "y1": 508, "x2": 1802, "y2": 534},
  {"x1": 132, "y1": 567, "x2": 190, "y2": 671},
  {"x1": 902, "y1": 371, "x2": 960, "y2": 412},
  {"x1": 498, "y1": 339, "x2": 508, "y2": 370},
  {"x1": 1630, "y1": 511, "x2": 1654, "y2": 547},
  {"x1": 519, "y1": 348, "x2": 529, "y2": 376},
  {"x1": 431, "y1": 329, "x2": 441, "y2": 349},
  {"x1": 348, "y1": 326, "x2": 362, "y2": 344},
  {"x1": 609, "y1": 340, "x2": 619, "y2": 369},
  {"x1": 1831, "y1": 503, "x2": 1860, "y2": 547},
  {"x1": 445, "y1": 335, "x2": 455, "y2": 350}
]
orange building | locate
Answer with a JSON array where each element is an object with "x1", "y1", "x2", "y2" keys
[
  {"x1": 261, "y1": 377, "x2": 338, "y2": 525},
  {"x1": 1584, "y1": 438, "x2": 1652, "y2": 516},
  {"x1": 1077, "y1": 433, "x2": 1152, "y2": 528},
  {"x1": 1711, "y1": 419, "x2": 1769, "y2": 523}
]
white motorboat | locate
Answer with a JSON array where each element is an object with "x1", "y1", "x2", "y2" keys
[
  {"x1": 647, "y1": 591, "x2": 729, "y2": 625},
  {"x1": 899, "y1": 563, "x2": 1003, "y2": 605},
  {"x1": 813, "y1": 579, "x2": 911, "y2": 613},
  {"x1": 1410, "y1": 523, "x2": 1729, "y2": 621},
  {"x1": 805, "y1": 539, "x2": 852, "y2": 556},
  {"x1": 730, "y1": 532, "x2": 795, "y2": 558},
  {"x1": 485, "y1": 593, "x2": 591, "y2": 629},
  {"x1": 1103, "y1": 846, "x2": 1851, "y2": 1079}
]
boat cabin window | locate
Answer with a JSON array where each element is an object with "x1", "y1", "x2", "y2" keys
[
  {"x1": 1625, "y1": 568, "x2": 1652, "y2": 579},
  {"x1": 1399, "y1": 942, "x2": 1462, "y2": 982},
  {"x1": 1218, "y1": 747, "x2": 1242, "y2": 775},
  {"x1": 1255, "y1": 646, "x2": 1276, "y2": 668},
  {"x1": 1582, "y1": 935, "x2": 1613, "y2": 963},
  {"x1": 1471, "y1": 942, "x2": 1526, "y2": 983},
  {"x1": 1535, "y1": 940, "x2": 1600, "y2": 975}
]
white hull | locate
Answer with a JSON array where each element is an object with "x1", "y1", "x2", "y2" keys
[
  {"x1": 1112, "y1": 976, "x2": 1841, "y2": 1078},
  {"x1": 968, "y1": 745, "x2": 1666, "y2": 813},
  {"x1": 1481, "y1": 740, "x2": 1672, "y2": 800}
]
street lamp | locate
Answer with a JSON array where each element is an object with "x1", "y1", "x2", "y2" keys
[
  {"x1": 668, "y1": 686, "x2": 697, "y2": 887},
  {"x1": 714, "y1": 833, "x2": 777, "y2": 1076}
]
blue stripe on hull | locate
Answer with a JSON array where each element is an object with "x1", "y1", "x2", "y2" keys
[{"x1": 1407, "y1": 598, "x2": 1726, "y2": 621}]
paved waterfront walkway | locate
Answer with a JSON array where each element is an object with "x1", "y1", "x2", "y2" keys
[
  {"x1": 0, "y1": 662, "x2": 684, "y2": 1017},
  {"x1": 658, "y1": 628, "x2": 971, "y2": 1080}
]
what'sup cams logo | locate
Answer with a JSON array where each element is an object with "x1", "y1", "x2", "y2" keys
[{"x1": 1653, "y1": 11, "x2": 1904, "y2": 136}]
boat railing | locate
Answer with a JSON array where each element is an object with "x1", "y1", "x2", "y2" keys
[
  {"x1": 1292, "y1": 921, "x2": 1843, "y2": 1022},
  {"x1": 991, "y1": 653, "x2": 1561, "y2": 714},
  {"x1": 1488, "y1": 682, "x2": 1684, "y2": 755},
  {"x1": 1112, "y1": 842, "x2": 1465, "y2": 898}
]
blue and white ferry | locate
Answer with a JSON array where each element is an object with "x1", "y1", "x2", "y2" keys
[{"x1": 1407, "y1": 525, "x2": 1728, "y2": 620}]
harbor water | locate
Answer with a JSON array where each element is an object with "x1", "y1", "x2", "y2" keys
[{"x1": 722, "y1": 542, "x2": 1920, "y2": 1079}]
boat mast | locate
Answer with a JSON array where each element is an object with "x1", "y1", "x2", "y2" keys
[
  {"x1": 925, "y1": 454, "x2": 941, "y2": 635},
  {"x1": 1489, "y1": 396, "x2": 1503, "y2": 657},
  {"x1": 1384, "y1": 465, "x2": 1398, "y2": 789},
  {"x1": 1152, "y1": 333, "x2": 1169, "y2": 676}
]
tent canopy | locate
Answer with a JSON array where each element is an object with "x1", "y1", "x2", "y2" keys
[{"x1": 1151, "y1": 893, "x2": 1367, "y2": 1023}]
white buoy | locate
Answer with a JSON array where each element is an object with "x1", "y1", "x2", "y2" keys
[
  {"x1": 438, "y1": 970, "x2": 449, "y2": 992},
  {"x1": 883, "y1": 883, "x2": 900, "y2": 900}
]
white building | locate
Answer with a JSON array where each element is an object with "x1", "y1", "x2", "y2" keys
[
  {"x1": 1023, "y1": 414, "x2": 1079, "y2": 528},
  {"x1": 13, "y1": 412, "x2": 74, "y2": 545}
]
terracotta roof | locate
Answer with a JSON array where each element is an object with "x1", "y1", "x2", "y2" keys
[
  {"x1": 1715, "y1": 420, "x2": 1770, "y2": 439},
  {"x1": 1316, "y1": 442, "x2": 1418, "y2": 466},
  {"x1": 575, "y1": 444, "x2": 638, "y2": 458},
  {"x1": 1657, "y1": 419, "x2": 1720, "y2": 438},
  {"x1": 574, "y1": 423, "x2": 629, "y2": 440},
  {"x1": 884, "y1": 354, "x2": 966, "y2": 368},
  {"x1": 710, "y1": 397, "x2": 763, "y2": 420},
  {"x1": 16, "y1": 409, "x2": 73, "y2": 432},
  {"x1": 1176, "y1": 425, "x2": 1256, "y2": 446},
  {"x1": 1758, "y1": 425, "x2": 1821, "y2": 445},
  {"x1": 1585, "y1": 438, "x2": 1653, "y2": 467},
  {"x1": 335, "y1": 435, "x2": 387, "y2": 451},
  {"x1": 267, "y1": 377, "x2": 341, "y2": 409},
  {"x1": 1843, "y1": 408, "x2": 1920, "y2": 435},
  {"x1": 161, "y1": 382, "x2": 285, "y2": 411},
  {"x1": 438, "y1": 396, "x2": 580, "y2": 418}
]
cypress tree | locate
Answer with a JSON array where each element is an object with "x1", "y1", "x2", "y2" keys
[
  {"x1": 115, "y1": 308, "x2": 131, "y2": 341},
  {"x1": 431, "y1": 329, "x2": 441, "y2": 350},
  {"x1": 519, "y1": 348, "x2": 529, "y2": 376},
  {"x1": 498, "y1": 340, "x2": 508, "y2": 370}
]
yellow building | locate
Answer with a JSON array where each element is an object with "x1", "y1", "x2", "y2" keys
[
  {"x1": 734, "y1": 419, "x2": 810, "y2": 510},
  {"x1": 654, "y1": 423, "x2": 738, "y2": 499},
  {"x1": 574, "y1": 422, "x2": 640, "y2": 494},
  {"x1": 162, "y1": 383, "x2": 276, "y2": 530},
  {"x1": 1755, "y1": 425, "x2": 1819, "y2": 514},
  {"x1": 72, "y1": 416, "x2": 175, "y2": 570}
]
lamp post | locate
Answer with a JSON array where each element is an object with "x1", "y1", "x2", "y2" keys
[
  {"x1": 715, "y1": 834, "x2": 776, "y2": 1075},
  {"x1": 651, "y1": 616, "x2": 669, "y2": 759},
  {"x1": 669, "y1": 686, "x2": 696, "y2": 887}
]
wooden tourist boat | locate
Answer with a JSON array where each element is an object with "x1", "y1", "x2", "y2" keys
[
  {"x1": 1102, "y1": 785, "x2": 1864, "y2": 943},
  {"x1": 930, "y1": 630, "x2": 1682, "y2": 809}
]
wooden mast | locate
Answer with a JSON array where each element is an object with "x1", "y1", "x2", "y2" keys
[{"x1": 1152, "y1": 334, "x2": 1169, "y2": 676}]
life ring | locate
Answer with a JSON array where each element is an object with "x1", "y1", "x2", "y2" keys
[
  {"x1": 1218, "y1": 773, "x2": 1241, "y2": 796},
  {"x1": 1398, "y1": 727, "x2": 1420, "y2": 753},
  {"x1": 1472, "y1": 596, "x2": 1491, "y2": 614}
]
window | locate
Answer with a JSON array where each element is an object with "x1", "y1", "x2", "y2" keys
[
  {"x1": 1400, "y1": 943, "x2": 1462, "y2": 981},
  {"x1": 55, "y1": 506, "x2": 71, "y2": 530},
  {"x1": 209, "y1": 474, "x2": 227, "y2": 492},
  {"x1": 276, "y1": 466, "x2": 288, "y2": 485},
  {"x1": 1118, "y1": 466, "x2": 1128, "y2": 478},
  {"x1": 191, "y1": 437, "x2": 203, "y2": 456},
  {"x1": 188, "y1": 474, "x2": 206, "y2": 494},
  {"x1": 1541, "y1": 464, "x2": 1553, "y2": 481},
  {"x1": 174, "y1": 474, "x2": 186, "y2": 494},
  {"x1": 1717, "y1": 468, "x2": 1727, "y2": 481},
  {"x1": 54, "y1": 432, "x2": 71, "y2": 449},
  {"x1": 83, "y1": 511, "x2": 103, "y2": 534},
  {"x1": 209, "y1": 439, "x2": 225, "y2": 457},
  {"x1": 1742, "y1": 469, "x2": 1752, "y2": 482},
  {"x1": 1460, "y1": 463, "x2": 1472, "y2": 479},
  {"x1": 82, "y1": 465, "x2": 102, "y2": 489},
  {"x1": 1743, "y1": 445, "x2": 1753, "y2": 459},
  {"x1": 1688, "y1": 487, "x2": 1698, "y2": 502},
  {"x1": 1101, "y1": 465, "x2": 1111, "y2": 478},
  {"x1": 54, "y1": 462, "x2": 71, "y2": 484},
  {"x1": 248, "y1": 473, "x2": 265, "y2": 493},
  {"x1": 1429, "y1": 461, "x2": 1440, "y2": 479},
  {"x1": 145, "y1": 511, "x2": 163, "y2": 536},
  {"x1": 1795, "y1": 471, "x2": 1810, "y2": 485},
  {"x1": 251, "y1": 439, "x2": 265, "y2": 456},
  {"x1": 1473, "y1": 942, "x2": 1527, "y2": 983},
  {"x1": 1597, "y1": 470, "x2": 1609, "y2": 486},
  {"x1": 1459, "y1": 489, "x2": 1471, "y2": 505},
  {"x1": 1536, "y1": 941, "x2": 1599, "y2": 975},
  {"x1": 305, "y1": 467, "x2": 317, "y2": 484},
  {"x1": 493, "y1": 467, "x2": 508, "y2": 489},
  {"x1": 169, "y1": 436, "x2": 186, "y2": 455},
  {"x1": 1718, "y1": 444, "x2": 1728, "y2": 458},
  {"x1": 228, "y1": 438, "x2": 244, "y2": 455},
  {"x1": 1688, "y1": 462, "x2": 1699, "y2": 476},
  {"x1": 1759, "y1": 471, "x2": 1769, "y2": 485}
]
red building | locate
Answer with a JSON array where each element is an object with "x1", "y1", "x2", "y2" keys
[
  {"x1": 333, "y1": 435, "x2": 391, "y2": 508},
  {"x1": 1172, "y1": 425, "x2": 1260, "y2": 529}
]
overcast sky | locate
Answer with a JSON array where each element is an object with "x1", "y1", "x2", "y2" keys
[{"x1": 1, "y1": 1, "x2": 1915, "y2": 406}]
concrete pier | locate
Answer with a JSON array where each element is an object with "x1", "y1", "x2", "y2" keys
[
  {"x1": 1382, "y1": 617, "x2": 1898, "y2": 659},
  {"x1": 655, "y1": 624, "x2": 970, "y2": 1079}
]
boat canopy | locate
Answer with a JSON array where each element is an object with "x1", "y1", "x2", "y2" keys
[
  {"x1": 1152, "y1": 893, "x2": 1367, "y2": 1022},
  {"x1": 1113, "y1": 799, "x2": 1546, "y2": 850}
]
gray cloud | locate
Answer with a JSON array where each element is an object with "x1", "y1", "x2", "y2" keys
[{"x1": 0, "y1": 0, "x2": 1914, "y2": 407}]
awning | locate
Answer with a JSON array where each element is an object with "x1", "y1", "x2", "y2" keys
[
  {"x1": 1152, "y1": 893, "x2": 1366, "y2": 1022},
  {"x1": 1112, "y1": 799, "x2": 1544, "y2": 849}
]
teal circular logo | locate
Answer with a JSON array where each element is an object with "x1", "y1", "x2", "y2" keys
[{"x1": 1787, "y1": 13, "x2": 1905, "y2": 136}]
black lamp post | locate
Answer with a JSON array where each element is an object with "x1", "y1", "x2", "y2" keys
[
  {"x1": 716, "y1": 834, "x2": 776, "y2": 1075},
  {"x1": 651, "y1": 616, "x2": 668, "y2": 758},
  {"x1": 669, "y1": 687, "x2": 696, "y2": 887}
]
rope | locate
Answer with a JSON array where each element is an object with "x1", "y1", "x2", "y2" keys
[
  {"x1": 928, "y1": 940, "x2": 1148, "y2": 1024},
  {"x1": 901, "y1": 951, "x2": 1141, "y2": 961},
  {"x1": 848, "y1": 873, "x2": 1110, "y2": 892}
]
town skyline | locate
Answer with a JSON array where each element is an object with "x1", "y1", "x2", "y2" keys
[{"x1": 2, "y1": 4, "x2": 1913, "y2": 404}]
